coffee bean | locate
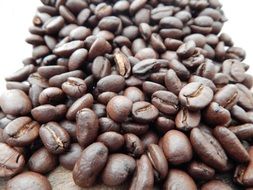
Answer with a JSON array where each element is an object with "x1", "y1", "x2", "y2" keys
[
  {"x1": 187, "y1": 161, "x2": 215, "y2": 180},
  {"x1": 92, "y1": 103, "x2": 106, "y2": 118},
  {"x1": 53, "y1": 40, "x2": 84, "y2": 57},
  {"x1": 102, "y1": 153, "x2": 136, "y2": 186},
  {"x1": 229, "y1": 124, "x2": 253, "y2": 140},
  {"x1": 73, "y1": 142, "x2": 108, "y2": 187},
  {"x1": 0, "y1": 90, "x2": 32, "y2": 116},
  {"x1": 189, "y1": 75, "x2": 216, "y2": 92},
  {"x1": 28, "y1": 147, "x2": 57, "y2": 174},
  {"x1": 39, "y1": 122, "x2": 70, "y2": 154},
  {"x1": 31, "y1": 104, "x2": 60, "y2": 123},
  {"x1": 97, "y1": 75, "x2": 125, "y2": 93},
  {"x1": 6, "y1": 81, "x2": 30, "y2": 93},
  {"x1": 62, "y1": 77, "x2": 87, "y2": 98},
  {"x1": 132, "y1": 101, "x2": 159, "y2": 123},
  {"x1": 151, "y1": 6, "x2": 173, "y2": 21},
  {"x1": 68, "y1": 48, "x2": 88, "y2": 71},
  {"x1": 0, "y1": 143, "x2": 25, "y2": 177},
  {"x1": 91, "y1": 56, "x2": 111, "y2": 79},
  {"x1": 5, "y1": 65, "x2": 35, "y2": 82},
  {"x1": 164, "y1": 69, "x2": 182, "y2": 95},
  {"x1": 59, "y1": 143, "x2": 82, "y2": 170},
  {"x1": 175, "y1": 108, "x2": 200, "y2": 131},
  {"x1": 114, "y1": 50, "x2": 131, "y2": 78},
  {"x1": 99, "y1": 117, "x2": 120, "y2": 133},
  {"x1": 213, "y1": 126, "x2": 249, "y2": 163},
  {"x1": 6, "y1": 171, "x2": 52, "y2": 190},
  {"x1": 43, "y1": 16, "x2": 65, "y2": 34},
  {"x1": 123, "y1": 87, "x2": 144, "y2": 103},
  {"x1": 155, "y1": 116, "x2": 175, "y2": 134},
  {"x1": 121, "y1": 122, "x2": 148, "y2": 136},
  {"x1": 147, "y1": 144, "x2": 168, "y2": 180},
  {"x1": 129, "y1": 154, "x2": 154, "y2": 190},
  {"x1": 97, "y1": 91, "x2": 117, "y2": 105},
  {"x1": 201, "y1": 180, "x2": 232, "y2": 190},
  {"x1": 38, "y1": 66, "x2": 67, "y2": 79},
  {"x1": 168, "y1": 59, "x2": 190, "y2": 80},
  {"x1": 162, "y1": 130, "x2": 192, "y2": 165},
  {"x1": 163, "y1": 169, "x2": 197, "y2": 190},
  {"x1": 97, "y1": 132, "x2": 124, "y2": 152},
  {"x1": 95, "y1": 3, "x2": 112, "y2": 19},
  {"x1": 3, "y1": 117, "x2": 40, "y2": 147},
  {"x1": 59, "y1": 120, "x2": 77, "y2": 141},
  {"x1": 236, "y1": 84, "x2": 253, "y2": 110},
  {"x1": 179, "y1": 82, "x2": 213, "y2": 111},
  {"x1": 124, "y1": 133, "x2": 144, "y2": 158},
  {"x1": 28, "y1": 72, "x2": 49, "y2": 88},
  {"x1": 39, "y1": 87, "x2": 65, "y2": 105},
  {"x1": 239, "y1": 147, "x2": 253, "y2": 187},
  {"x1": 190, "y1": 128, "x2": 228, "y2": 171}
]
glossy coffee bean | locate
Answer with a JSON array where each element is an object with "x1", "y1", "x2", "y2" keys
[
  {"x1": 59, "y1": 143, "x2": 82, "y2": 170},
  {"x1": 39, "y1": 87, "x2": 65, "y2": 105},
  {"x1": 187, "y1": 161, "x2": 215, "y2": 180},
  {"x1": 162, "y1": 130, "x2": 192, "y2": 165},
  {"x1": 6, "y1": 172, "x2": 52, "y2": 190},
  {"x1": 3, "y1": 117, "x2": 40, "y2": 147},
  {"x1": 179, "y1": 82, "x2": 213, "y2": 111},
  {"x1": 155, "y1": 116, "x2": 175, "y2": 133},
  {"x1": 97, "y1": 132, "x2": 124, "y2": 152},
  {"x1": 114, "y1": 50, "x2": 131, "y2": 78},
  {"x1": 102, "y1": 153, "x2": 136, "y2": 186},
  {"x1": 201, "y1": 180, "x2": 232, "y2": 190},
  {"x1": 141, "y1": 131, "x2": 159, "y2": 150},
  {"x1": 163, "y1": 169, "x2": 197, "y2": 190},
  {"x1": 28, "y1": 147, "x2": 57, "y2": 174},
  {"x1": 0, "y1": 143, "x2": 25, "y2": 177},
  {"x1": 164, "y1": 69, "x2": 182, "y2": 95},
  {"x1": 39, "y1": 122, "x2": 70, "y2": 154},
  {"x1": 73, "y1": 142, "x2": 108, "y2": 187},
  {"x1": 175, "y1": 108, "x2": 200, "y2": 131},
  {"x1": 5, "y1": 64, "x2": 35, "y2": 82},
  {"x1": 123, "y1": 87, "x2": 145, "y2": 103},
  {"x1": 97, "y1": 75, "x2": 126, "y2": 93},
  {"x1": 91, "y1": 56, "x2": 111, "y2": 79},
  {"x1": 62, "y1": 77, "x2": 87, "y2": 98},
  {"x1": 124, "y1": 133, "x2": 144, "y2": 158},
  {"x1": 99, "y1": 117, "x2": 120, "y2": 133},
  {"x1": 132, "y1": 101, "x2": 159, "y2": 123},
  {"x1": 229, "y1": 124, "x2": 253, "y2": 140},
  {"x1": 0, "y1": 90, "x2": 32, "y2": 116},
  {"x1": 121, "y1": 122, "x2": 148, "y2": 136},
  {"x1": 231, "y1": 105, "x2": 253, "y2": 123},
  {"x1": 106, "y1": 96, "x2": 132, "y2": 122}
]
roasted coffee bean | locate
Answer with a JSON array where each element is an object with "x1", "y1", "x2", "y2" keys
[
  {"x1": 190, "y1": 128, "x2": 228, "y2": 171},
  {"x1": 53, "y1": 40, "x2": 84, "y2": 57},
  {"x1": 129, "y1": 154, "x2": 154, "y2": 190},
  {"x1": 91, "y1": 56, "x2": 111, "y2": 79},
  {"x1": 162, "y1": 130, "x2": 192, "y2": 165},
  {"x1": 123, "y1": 87, "x2": 144, "y2": 103},
  {"x1": 151, "y1": 6, "x2": 173, "y2": 21},
  {"x1": 0, "y1": 89, "x2": 32, "y2": 116},
  {"x1": 66, "y1": 93, "x2": 93, "y2": 120},
  {"x1": 167, "y1": 59, "x2": 190, "y2": 80},
  {"x1": 29, "y1": 85, "x2": 44, "y2": 107},
  {"x1": 28, "y1": 147, "x2": 57, "y2": 174},
  {"x1": 76, "y1": 108, "x2": 99, "y2": 148},
  {"x1": 231, "y1": 105, "x2": 253, "y2": 123},
  {"x1": 39, "y1": 87, "x2": 65, "y2": 105},
  {"x1": 6, "y1": 81, "x2": 30, "y2": 93},
  {"x1": 213, "y1": 126, "x2": 249, "y2": 163},
  {"x1": 189, "y1": 75, "x2": 216, "y2": 92},
  {"x1": 121, "y1": 122, "x2": 148, "y2": 136},
  {"x1": 6, "y1": 171, "x2": 52, "y2": 190},
  {"x1": 151, "y1": 90, "x2": 178, "y2": 115},
  {"x1": 99, "y1": 117, "x2": 120, "y2": 133},
  {"x1": 163, "y1": 169, "x2": 197, "y2": 190},
  {"x1": 229, "y1": 124, "x2": 253, "y2": 140},
  {"x1": 31, "y1": 104, "x2": 62, "y2": 123},
  {"x1": 114, "y1": 50, "x2": 131, "y2": 78},
  {"x1": 0, "y1": 143, "x2": 25, "y2": 177},
  {"x1": 141, "y1": 131, "x2": 159, "y2": 150},
  {"x1": 124, "y1": 133, "x2": 144, "y2": 158},
  {"x1": 97, "y1": 91, "x2": 117, "y2": 105},
  {"x1": 68, "y1": 48, "x2": 88, "y2": 71},
  {"x1": 37, "y1": 65, "x2": 67, "y2": 79},
  {"x1": 201, "y1": 180, "x2": 232, "y2": 190},
  {"x1": 164, "y1": 69, "x2": 182, "y2": 95},
  {"x1": 43, "y1": 16, "x2": 64, "y2": 34},
  {"x1": 213, "y1": 84, "x2": 239, "y2": 110},
  {"x1": 142, "y1": 81, "x2": 166, "y2": 95},
  {"x1": 39, "y1": 122, "x2": 70, "y2": 154},
  {"x1": 175, "y1": 108, "x2": 200, "y2": 131},
  {"x1": 132, "y1": 101, "x2": 159, "y2": 123},
  {"x1": 179, "y1": 82, "x2": 213, "y2": 111},
  {"x1": 69, "y1": 26, "x2": 91, "y2": 41},
  {"x1": 97, "y1": 75, "x2": 125, "y2": 93},
  {"x1": 59, "y1": 120, "x2": 77, "y2": 141},
  {"x1": 106, "y1": 96, "x2": 132, "y2": 122},
  {"x1": 135, "y1": 48, "x2": 158, "y2": 60},
  {"x1": 3, "y1": 117, "x2": 40, "y2": 147},
  {"x1": 62, "y1": 77, "x2": 87, "y2": 98},
  {"x1": 5, "y1": 65, "x2": 35, "y2": 82},
  {"x1": 236, "y1": 83, "x2": 253, "y2": 110},
  {"x1": 177, "y1": 40, "x2": 196, "y2": 59},
  {"x1": 155, "y1": 116, "x2": 175, "y2": 134},
  {"x1": 203, "y1": 102, "x2": 231, "y2": 126},
  {"x1": 97, "y1": 132, "x2": 124, "y2": 152},
  {"x1": 59, "y1": 143, "x2": 82, "y2": 170},
  {"x1": 147, "y1": 144, "x2": 168, "y2": 181},
  {"x1": 92, "y1": 103, "x2": 106, "y2": 118},
  {"x1": 102, "y1": 153, "x2": 136, "y2": 186},
  {"x1": 73, "y1": 142, "x2": 108, "y2": 187},
  {"x1": 187, "y1": 161, "x2": 215, "y2": 180}
]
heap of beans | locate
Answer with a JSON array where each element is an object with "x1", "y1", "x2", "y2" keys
[{"x1": 1, "y1": 0, "x2": 253, "y2": 189}]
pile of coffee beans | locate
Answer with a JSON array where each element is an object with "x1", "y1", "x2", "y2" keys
[{"x1": 1, "y1": 0, "x2": 253, "y2": 189}]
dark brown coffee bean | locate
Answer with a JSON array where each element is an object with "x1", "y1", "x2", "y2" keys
[
  {"x1": 26, "y1": 34, "x2": 45, "y2": 46},
  {"x1": 39, "y1": 87, "x2": 65, "y2": 105},
  {"x1": 102, "y1": 153, "x2": 136, "y2": 186},
  {"x1": 66, "y1": 93, "x2": 93, "y2": 120},
  {"x1": 59, "y1": 120, "x2": 77, "y2": 141},
  {"x1": 73, "y1": 142, "x2": 108, "y2": 187},
  {"x1": 5, "y1": 65, "x2": 35, "y2": 82},
  {"x1": 6, "y1": 82, "x2": 30, "y2": 93},
  {"x1": 0, "y1": 89, "x2": 32, "y2": 116},
  {"x1": 142, "y1": 81, "x2": 166, "y2": 95},
  {"x1": 62, "y1": 77, "x2": 87, "y2": 98},
  {"x1": 97, "y1": 75, "x2": 125, "y2": 93},
  {"x1": 65, "y1": 0, "x2": 88, "y2": 15},
  {"x1": 59, "y1": 143, "x2": 82, "y2": 170},
  {"x1": 147, "y1": 144, "x2": 168, "y2": 180},
  {"x1": 59, "y1": 5, "x2": 76, "y2": 23},
  {"x1": 213, "y1": 84, "x2": 239, "y2": 110},
  {"x1": 168, "y1": 59, "x2": 190, "y2": 80},
  {"x1": 164, "y1": 69, "x2": 182, "y2": 95},
  {"x1": 189, "y1": 75, "x2": 216, "y2": 92},
  {"x1": 236, "y1": 84, "x2": 253, "y2": 110},
  {"x1": 132, "y1": 101, "x2": 159, "y2": 123},
  {"x1": 49, "y1": 70, "x2": 84, "y2": 88},
  {"x1": 184, "y1": 33, "x2": 206, "y2": 47},
  {"x1": 123, "y1": 87, "x2": 144, "y2": 103},
  {"x1": 0, "y1": 143, "x2": 25, "y2": 177},
  {"x1": 99, "y1": 117, "x2": 120, "y2": 133},
  {"x1": 162, "y1": 130, "x2": 192, "y2": 165},
  {"x1": 68, "y1": 48, "x2": 88, "y2": 71},
  {"x1": 139, "y1": 23, "x2": 152, "y2": 41},
  {"x1": 88, "y1": 38, "x2": 112, "y2": 60},
  {"x1": 91, "y1": 56, "x2": 111, "y2": 79},
  {"x1": 239, "y1": 147, "x2": 253, "y2": 187},
  {"x1": 213, "y1": 126, "x2": 249, "y2": 163},
  {"x1": 97, "y1": 132, "x2": 124, "y2": 152},
  {"x1": 6, "y1": 171, "x2": 52, "y2": 190},
  {"x1": 77, "y1": 8, "x2": 91, "y2": 25},
  {"x1": 155, "y1": 116, "x2": 175, "y2": 134},
  {"x1": 31, "y1": 104, "x2": 59, "y2": 123},
  {"x1": 97, "y1": 91, "x2": 117, "y2": 105},
  {"x1": 175, "y1": 108, "x2": 200, "y2": 131},
  {"x1": 201, "y1": 180, "x2": 232, "y2": 190},
  {"x1": 33, "y1": 45, "x2": 50, "y2": 60},
  {"x1": 152, "y1": 90, "x2": 178, "y2": 115},
  {"x1": 229, "y1": 124, "x2": 253, "y2": 140},
  {"x1": 121, "y1": 122, "x2": 148, "y2": 136},
  {"x1": 43, "y1": 16, "x2": 64, "y2": 34},
  {"x1": 94, "y1": 3, "x2": 112, "y2": 19},
  {"x1": 53, "y1": 40, "x2": 84, "y2": 57},
  {"x1": 179, "y1": 82, "x2": 213, "y2": 111},
  {"x1": 231, "y1": 105, "x2": 253, "y2": 123},
  {"x1": 163, "y1": 169, "x2": 197, "y2": 190},
  {"x1": 3, "y1": 117, "x2": 40, "y2": 147},
  {"x1": 203, "y1": 102, "x2": 231, "y2": 126},
  {"x1": 151, "y1": 6, "x2": 173, "y2": 21},
  {"x1": 124, "y1": 133, "x2": 144, "y2": 158},
  {"x1": 106, "y1": 96, "x2": 132, "y2": 123},
  {"x1": 164, "y1": 38, "x2": 183, "y2": 51},
  {"x1": 187, "y1": 161, "x2": 215, "y2": 180},
  {"x1": 149, "y1": 34, "x2": 166, "y2": 53},
  {"x1": 129, "y1": 154, "x2": 154, "y2": 190},
  {"x1": 69, "y1": 26, "x2": 91, "y2": 41},
  {"x1": 92, "y1": 103, "x2": 106, "y2": 118},
  {"x1": 37, "y1": 65, "x2": 67, "y2": 79},
  {"x1": 141, "y1": 131, "x2": 159, "y2": 150},
  {"x1": 28, "y1": 72, "x2": 49, "y2": 88},
  {"x1": 98, "y1": 16, "x2": 122, "y2": 34},
  {"x1": 190, "y1": 128, "x2": 228, "y2": 170},
  {"x1": 39, "y1": 122, "x2": 70, "y2": 154},
  {"x1": 176, "y1": 40, "x2": 196, "y2": 59},
  {"x1": 28, "y1": 147, "x2": 57, "y2": 174},
  {"x1": 113, "y1": 0, "x2": 129, "y2": 13},
  {"x1": 114, "y1": 50, "x2": 131, "y2": 78}
]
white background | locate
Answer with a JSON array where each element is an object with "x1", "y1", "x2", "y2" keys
[{"x1": 0, "y1": 0, "x2": 252, "y2": 92}]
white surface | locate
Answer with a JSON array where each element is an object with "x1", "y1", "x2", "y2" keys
[{"x1": 0, "y1": 0, "x2": 252, "y2": 92}]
